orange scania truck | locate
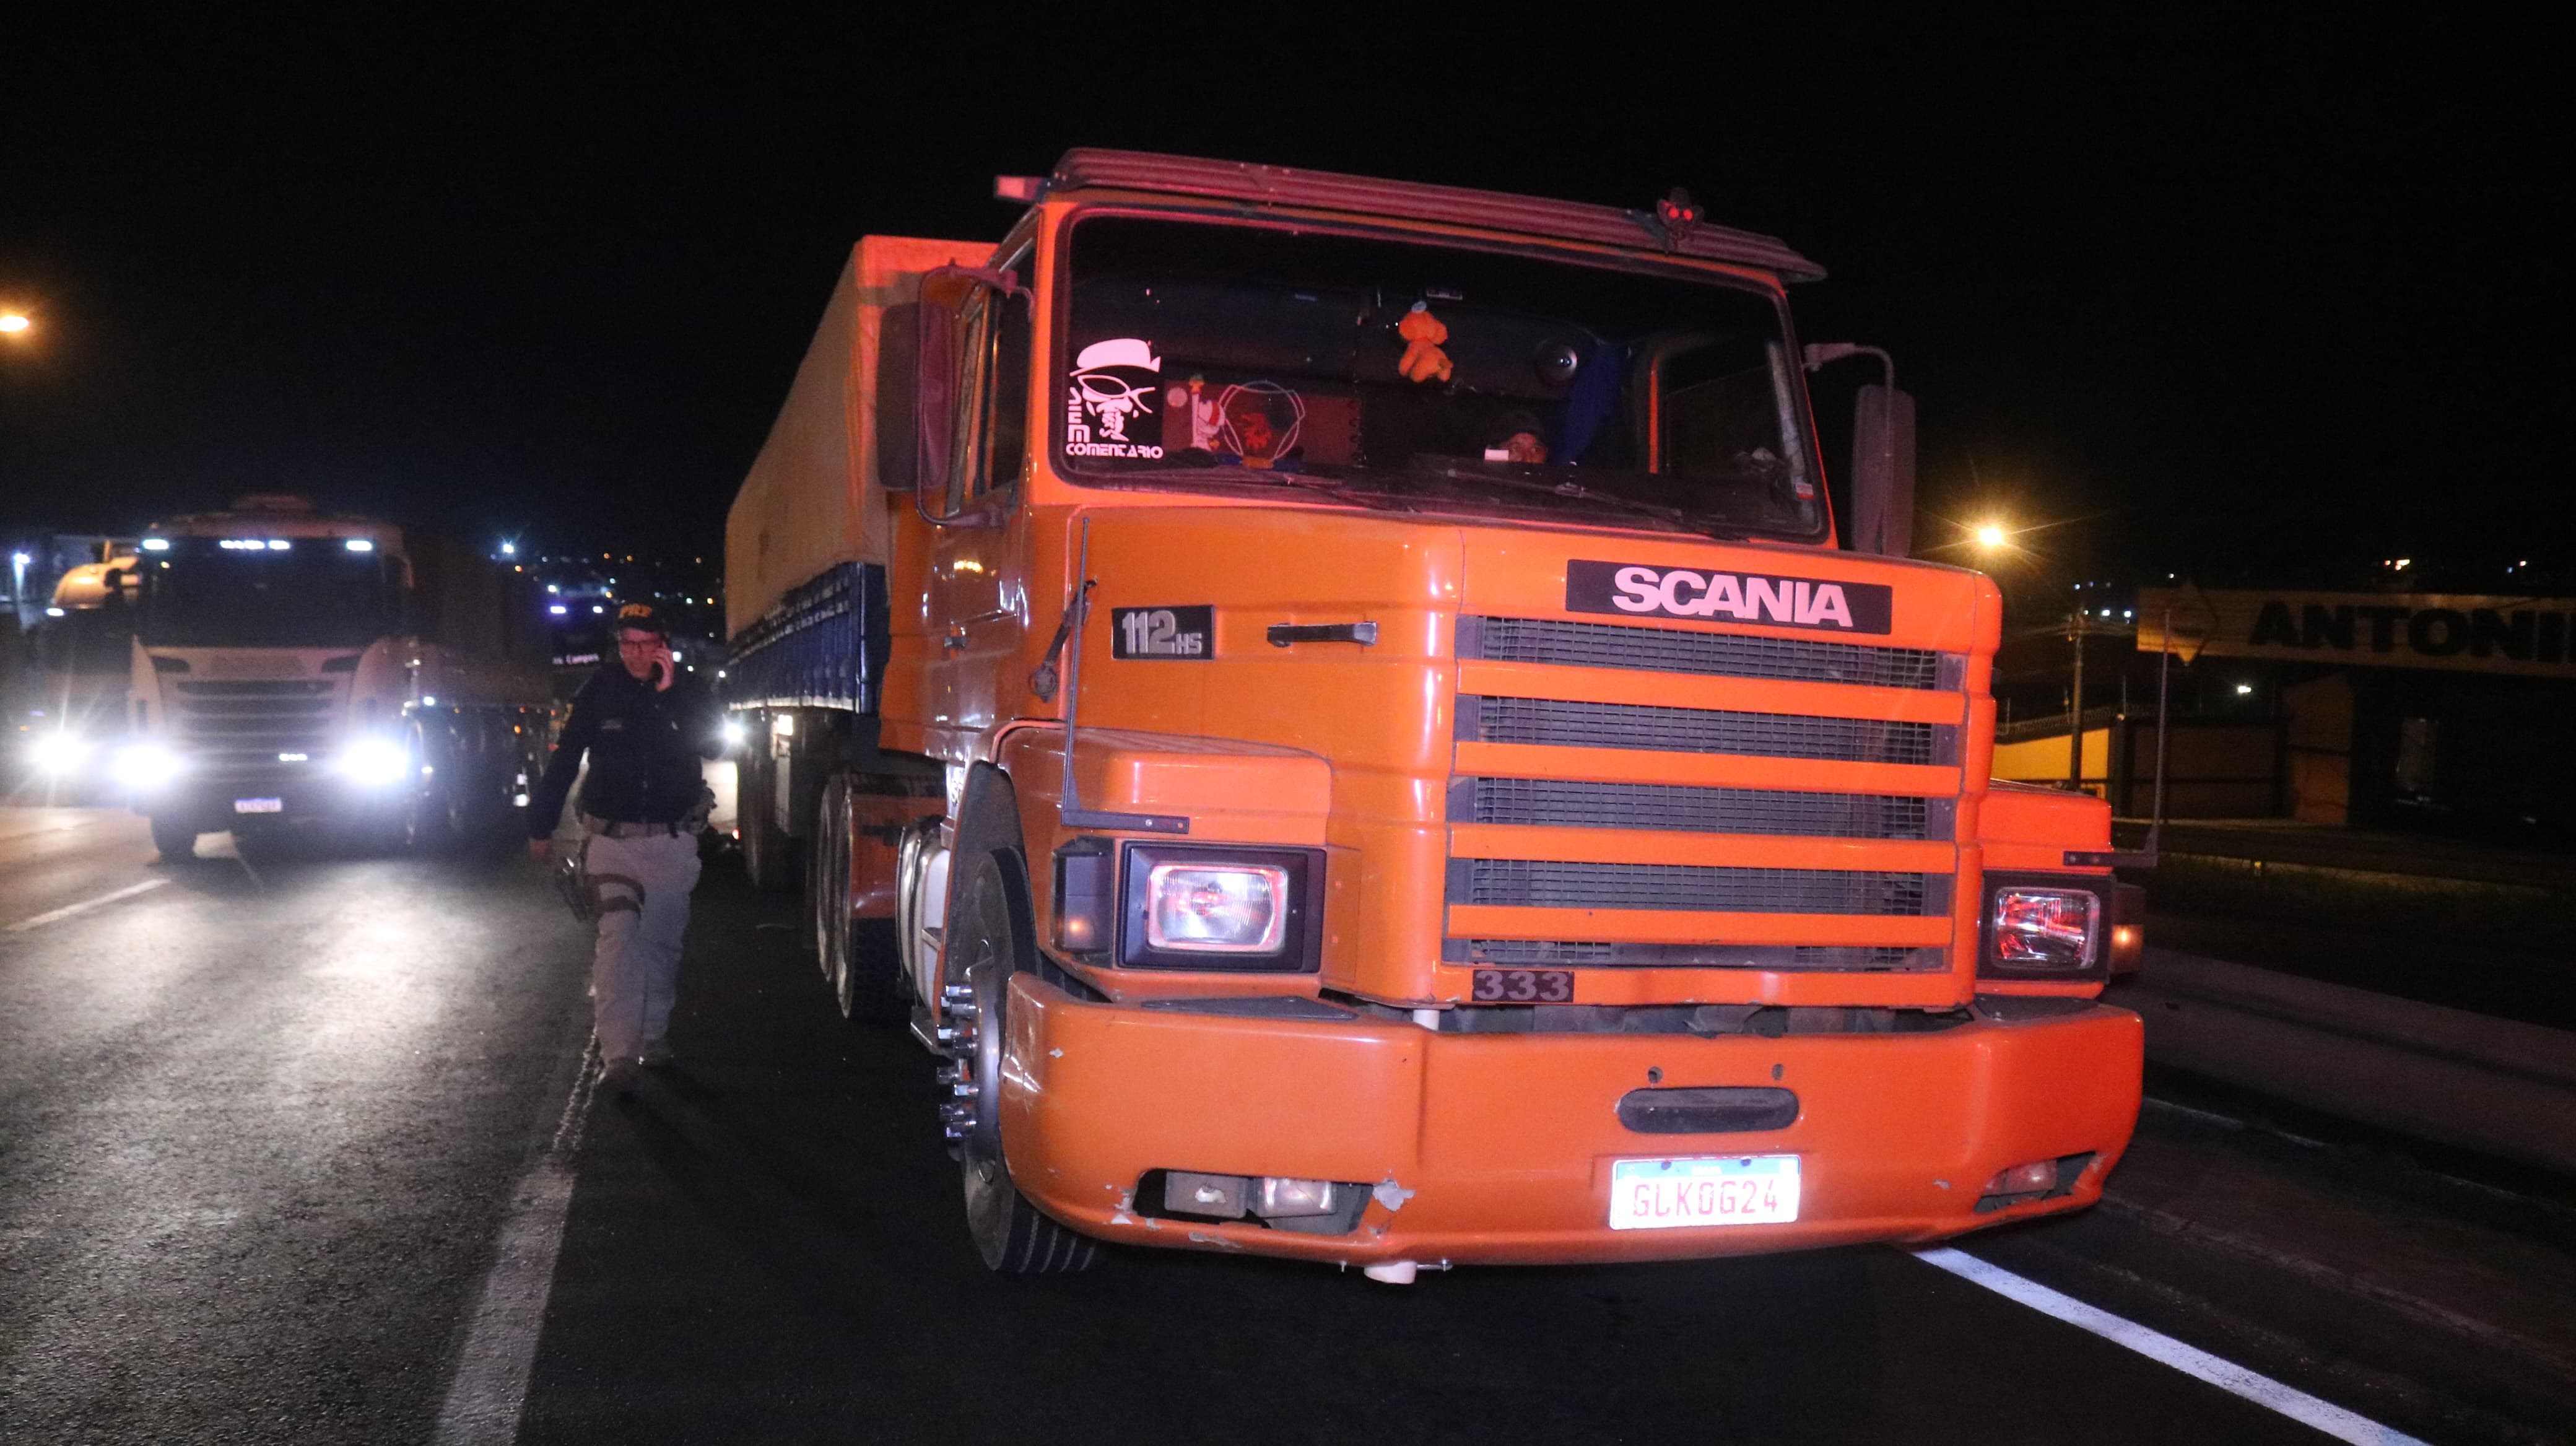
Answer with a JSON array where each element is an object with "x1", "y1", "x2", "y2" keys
[{"x1": 724, "y1": 150, "x2": 2143, "y2": 1278}]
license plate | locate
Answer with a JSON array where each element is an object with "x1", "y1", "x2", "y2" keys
[
  {"x1": 233, "y1": 798, "x2": 284, "y2": 814},
  {"x1": 1609, "y1": 1155, "x2": 1801, "y2": 1230}
]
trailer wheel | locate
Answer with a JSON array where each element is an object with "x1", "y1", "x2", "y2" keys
[
  {"x1": 816, "y1": 775, "x2": 906, "y2": 1022},
  {"x1": 404, "y1": 723, "x2": 464, "y2": 856},
  {"x1": 948, "y1": 849, "x2": 1100, "y2": 1274},
  {"x1": 149, "y1": 815, "x2": 201, "y2": 862},
  {"x1": 741, "y1": 741, "x2": 795, "y2": 892}
]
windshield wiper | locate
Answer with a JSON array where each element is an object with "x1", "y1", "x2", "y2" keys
[
  {"x1": 1127, "y1": 465, "x2": 1419, "y2": 513},
  {"x1": 1422, "y1": 465, "x2": 1749, "y2": 540}
]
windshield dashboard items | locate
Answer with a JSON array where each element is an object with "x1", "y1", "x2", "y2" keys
[{"x1": 1056, "y1": 216, "x2": 1825, "y2": 542}]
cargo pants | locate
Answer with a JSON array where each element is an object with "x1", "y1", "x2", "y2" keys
[{"x1": 581, "y1": 824, "x2": 703, "y2": 1064}]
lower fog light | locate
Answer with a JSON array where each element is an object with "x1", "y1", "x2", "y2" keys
[
  {"x1": 1985, "y1": 1161, "x2": 2056, "y2": 1195},
  {"x1": 1255, "y1": 1177, "x2": 1339, "y2": 1220},
  {"x1": 1164, "y1": 1170, "x2": 1248, "y2": 1219}
]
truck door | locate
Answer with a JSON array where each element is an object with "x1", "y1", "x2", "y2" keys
[{"x1": 923, "y1": 256, "x2": 1035, "y2": 735}]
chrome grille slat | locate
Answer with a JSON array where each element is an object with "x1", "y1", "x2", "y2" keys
[
  {"x1": 1457, "y1": 939, "x2": 1940, "y2": 971},
  {"x1": 1466, "y1": 777, "x2": 1936, "y2": 840},
  {"x1": 1458, "y1": 860, "x2": 1931, "y2": 915},
  {"x1": 1473, "y1": 695, "x2": 1937, "y2": 766},
  {"x1": 1468, "y1": 616, "x2": 1941, "y2": 690}
]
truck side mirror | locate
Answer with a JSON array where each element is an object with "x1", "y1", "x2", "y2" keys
[
  {"x1": 912, "y1": 266, "x2": 1030, "y2": 525},
  {"x1": 912, "y1": 274, "x2": 968, "y2": 512},
  {"x1": 1850, "y1": 383, "x2": 1916, "y2": 558},
  {"x1": 1803, "y1": 344, "x2": 1915, "y2": 557}
]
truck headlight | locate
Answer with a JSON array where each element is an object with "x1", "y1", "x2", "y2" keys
[
  {"x1": 28, "y1": 731, "x2": 94, "y2": 775},
  {"x1": 1145, "y1": 862, "x2": 1290, "y2": 953},
  {"x1": 111, "y1": 742, "x2": 183, "y2": 790},
  {"x1": 1112, "y1": 844, "x2": 1322, "y2": 971},
  {"x1": 1982, "y1": 882, "x2": 2102, "y2": 973},
  {"x1": 337, "y1": 737, "x2": 411, "y2": 788}
]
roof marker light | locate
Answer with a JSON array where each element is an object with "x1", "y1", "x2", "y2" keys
[
  {"x1": 142, "y1": 538, "x2": 170, "y2": 551},
  {"x1": 345, "y1": 538, "x2": 375, "y2": 552}
]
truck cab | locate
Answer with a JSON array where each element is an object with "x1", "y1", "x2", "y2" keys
[
  {"x1": 113, "y1": 496, "x2": 555, "y2": 858},
  {"x1": 728, "y1": 152, "x2": 2141, "y2": 1276}
]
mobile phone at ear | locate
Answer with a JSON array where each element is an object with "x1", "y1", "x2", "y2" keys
[{"x1": 650, "y1": 660, "x2": 669, "y2": 687}]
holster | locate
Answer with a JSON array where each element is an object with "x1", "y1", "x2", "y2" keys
[{"x1": 553, "y1": 835, "x2": 645, "y2": 924}]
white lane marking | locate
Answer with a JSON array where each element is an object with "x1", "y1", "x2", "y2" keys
[
  {"x1": 432, "y1": 1038, "x2": 599, "y2": 1446},
  {"x1": 3, "y1": 878, "x2": 168, "y2": 933},
  {"x1": 1915, "y1": 1247, "x2": 2426, "y2": 1445}
]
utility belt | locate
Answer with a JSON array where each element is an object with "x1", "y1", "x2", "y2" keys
[
  {"x1": 579, "y1": 814, "x2": 695, "y2": 838},
  {"x1": 577, "y1": 781, "x2": 715, "y2": 841}
]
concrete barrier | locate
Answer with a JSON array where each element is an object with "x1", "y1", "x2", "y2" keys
[{"x1": 2108, "y1": 949, "x2": 2576, "y2": 1177}]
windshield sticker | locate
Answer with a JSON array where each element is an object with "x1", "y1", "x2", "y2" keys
[
  {"x1": 1110, "y1": 606, "x2": 1214, "y2": 660},
  {"x1": 1066, "y1": 338, "x2": 1164, "y2": 460},
  {"x1": 1565, "y1": 560, "x2": 1894, "y2": 634},
  {"x1": 1164, "y1": 374, "x2": 1226, "y2": 454},
  {"x1": 1214, "y1": 381, "x2": 1305, "y2": 469}
]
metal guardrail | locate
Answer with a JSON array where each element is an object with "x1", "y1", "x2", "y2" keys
[{"x1": 2110, "y1": 949, "x2": 2576, "y2": 1177}]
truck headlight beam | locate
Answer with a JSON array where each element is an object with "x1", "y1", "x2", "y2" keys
[
  {"x1": 336, "y1": 738, "x2": 412, "y2": 788},
  {"x1": 29, "y1": 731, "x2": 94, "y2": 775},
  {"x1": 110, "y1": 742, "x2": 184, "y2": 790}
]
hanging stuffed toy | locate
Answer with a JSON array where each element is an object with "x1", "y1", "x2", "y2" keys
[{"x1": 1397, "y1": 302, "x2": 1454, "y2": 384}]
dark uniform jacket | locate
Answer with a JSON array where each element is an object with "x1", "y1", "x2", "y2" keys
[{"x1": 528, "y1": 663, "x2": 723, "y2": 837}]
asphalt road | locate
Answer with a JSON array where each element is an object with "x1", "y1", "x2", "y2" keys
[{"x1": 1, "y1": 807, "x2": 2568, "y2": 1445}]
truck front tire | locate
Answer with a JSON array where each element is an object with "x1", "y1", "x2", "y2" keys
[
  {"x1": 949, "y1": 848, "x2": 1100, "y2": 1274},
  {"x1": 149, "y1": 815, "x2": 200, "y2": 862}
]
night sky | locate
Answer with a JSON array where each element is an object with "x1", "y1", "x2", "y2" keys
[{"x1": 1, "y1": 14, "x2": 2554, "y2": 589}]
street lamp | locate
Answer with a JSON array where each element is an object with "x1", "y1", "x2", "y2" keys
[
  {"x1": 1973, "y1": 522, "x2": 2009, "y2": 551},
  {"x1": 0, "y1": 313, "x2": 30, "y2": 336}
]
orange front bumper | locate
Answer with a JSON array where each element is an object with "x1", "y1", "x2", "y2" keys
[{"x1": 999, "y1": 980, "x2": 2143, "y2": 1266}]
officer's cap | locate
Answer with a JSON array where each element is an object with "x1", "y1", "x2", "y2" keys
[{"x1": 613, "y1": 602, "x2": 669, "y2": 637}]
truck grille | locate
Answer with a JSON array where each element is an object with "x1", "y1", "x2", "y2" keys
[
  {"x1": 1455, "y1": 859, "x2": 1934, "y2": 915},
  {"x1": 1463, "y1": 615, "x2": 1944, "y2": 690},
  {"x1": 1463, "y1": 695, "x2": 1944, "y2": 766},
  {"x1": 1448, "y1": 614, "x2": 1964, "y2": 975},
  {"x1": 173, "y1": 681, "x2": 338, "y2": 777},
  {"x1": 1458, "y1": 777, "x2": 1939, "y2": 840}
]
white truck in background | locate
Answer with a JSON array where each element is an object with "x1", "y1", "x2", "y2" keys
[{"x1": 111, "y1": 495, "x2": 557, "y2": 859}]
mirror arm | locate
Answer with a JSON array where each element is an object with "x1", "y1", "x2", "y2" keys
[{"x1": 1801, "y1": 341, "x2": 1895, "y2": 393}]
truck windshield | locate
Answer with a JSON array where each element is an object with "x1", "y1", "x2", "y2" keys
[
  {"x1": 1058, "y1": 215, "x2": 1824, "y2": 540},
  {"x1": 137, "y1": 544, "x2": 402, "y2": 649}
]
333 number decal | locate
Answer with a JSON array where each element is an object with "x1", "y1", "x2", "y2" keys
[{"x1": 1469, "y1": 968, "x2": 1575, "y2": 1003}]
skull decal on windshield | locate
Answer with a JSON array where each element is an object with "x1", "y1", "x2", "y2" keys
[{"x1": 1064, "y1": 338, "x2": 1165, "y2": 460}]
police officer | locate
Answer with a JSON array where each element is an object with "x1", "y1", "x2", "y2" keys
[{"x1": 529, "y1": 602, "x2": 723, "y2": 1092}]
